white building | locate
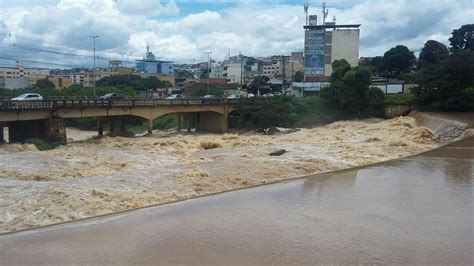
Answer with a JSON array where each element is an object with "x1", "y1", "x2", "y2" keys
[
  {"x1": 0, "y1": 77, "x2": 29, "y2": 90},
  {"x1": 209, "y1": 63, "x2": 224, "y2": 78},
  {"x1": 223, "y1": 63, "x2": 243, "y2": 85},
  {"x1": 69, "y1": 72, "x2": 86, "y2": 86}
]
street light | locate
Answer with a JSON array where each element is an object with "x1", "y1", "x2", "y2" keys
[
  {"x1": 204, "y1": 51, "x2": 212, "y2": 95},
  {"x1": 289, "y1": 59, "x2": 296, "y2": 93},
  {"x1": 90, "y1": 35, "x2": 99, "y2": 97}
]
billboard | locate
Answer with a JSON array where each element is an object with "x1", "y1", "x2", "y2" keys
[{"x1": 304, "y1": 30, "x2": 325, "y2": 76}]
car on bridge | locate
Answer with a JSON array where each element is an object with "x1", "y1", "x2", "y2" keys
[
  {"x1": 98, "y1": 93, "x2": 124, "y2": 100},
  {"x1": 10, "y1": 93, "x2": 43, "y2": 101},
  {"x1": 227, "y1": 94, "x2": 241, "y2": 99},
  {"x1": 166, "y1": 94, "x2": 184, "y2": 99}
]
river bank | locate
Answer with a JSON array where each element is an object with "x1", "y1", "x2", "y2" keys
[{"x1": 0, "y1": 116, "x2": 439, "y2": 233}]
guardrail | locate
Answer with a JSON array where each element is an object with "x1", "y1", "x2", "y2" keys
[{"x1": 0, "y1": 98, "x2": 242, "y2": 111}]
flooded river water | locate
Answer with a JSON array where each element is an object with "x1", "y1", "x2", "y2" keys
[{"x1": 0, "y1": 137, "x2": 472, "y2": 265}]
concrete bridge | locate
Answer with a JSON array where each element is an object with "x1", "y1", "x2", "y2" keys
[{"x1": 0, "y1": 98, "x2": 240, "y2": 144}]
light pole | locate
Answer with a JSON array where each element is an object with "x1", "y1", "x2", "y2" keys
[
  {"x1": 289, "y1": 59, "x2": 296, "y2": 94},
  {"x1": 239, "y1": 54, "x2": 243, "y2": 91},
  {"x1": 90, "y1": 35, "x2": 99, "y2": 97},
  {"x1": 204, "y1": 51, "x2": 212, "y2": 95}
]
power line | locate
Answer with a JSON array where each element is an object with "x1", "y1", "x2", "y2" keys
[
  {"x1": 0, "y1": 56, "x2": 82, "y2": 68},
  {"x1": 3, "y1": 32, "x2": 142, "y2": 63}
]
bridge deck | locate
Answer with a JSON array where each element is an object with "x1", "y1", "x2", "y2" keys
[{"x1": 0, "y1": 98, "x2": 240, "y2": 111}]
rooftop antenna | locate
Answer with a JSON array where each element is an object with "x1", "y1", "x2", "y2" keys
[
  {"x1": 322, "y1": 2, "x2": 328, "y2": 25},
  {"x1": 304, "y1": 3, "x2": 309, "y2": 26}
]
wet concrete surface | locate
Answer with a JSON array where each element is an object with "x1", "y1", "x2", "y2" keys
[{"x1": 0, "y1": 138, "x2": 473, "y2": 265}]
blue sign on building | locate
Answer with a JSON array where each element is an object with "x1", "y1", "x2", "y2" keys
[{"x1": 304, "y1": 30, "x2": 325, "y2": 76}]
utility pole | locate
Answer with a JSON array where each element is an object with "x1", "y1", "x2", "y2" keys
[
  {"x1": 204, "y1": 51, "x2": 212, "y2": 95},
  {"x1": 90, "y1": 35, "x2": 99, "y2": 97},
  {"x1": 282, "y1": 56, "x2": 286, "y2": 94},
  {"x1": 257, "y1": 60, "x2": 260, "y2": 96},
  {"x1": 239, "y1": 54, "x2": 243, "y2": 91}
]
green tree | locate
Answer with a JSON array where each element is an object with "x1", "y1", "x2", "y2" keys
[
  {"x1": 35, "y1": 79, "x2": 55, "y2": 89},
  {"x1": 415, "y1": 49, "x2": 474, "y2": 111},
  {"x1": 417, "y1": 40, "x2": 449, "y2": 69},
  {"x1": 320, "y1": 59, "x2": 384, "y2": 115},
  {"x1": 362, "y1": 56, "x2": 383, "y2": 76},
  {"x1": 293, "y1": 71, "x2": 304, "y2": 82},
  {"x1": 380, "y1": 45, "x2": 416, "y2": 78},
  {"x1": 174, "y1": 69, "x2": 194, "y2": 79},
  {"x1": 97, "y1": 74, "x2": 171, "y2": 90},
  {"x1": 449, "y1": 24, "x2": 474, "y2": 51},
  {"x1": 250, "y1": 76, "x2": 269, "y2": 87}
]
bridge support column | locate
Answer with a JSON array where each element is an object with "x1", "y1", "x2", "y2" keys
[
  {"x1": 147, "y1": 119, "x2": 153, "y2": 134},
  {"x1": 186, "y1": 114, "x2": 192, "y2": 133},
  {"x1": 44, "y1": 118, "x2": 67, "y2": 144},
  {"x1": 177, "y1": 114, "x2": 182, "y2": 132},
  {"x1": 109, "y1": 119, "x2": 116, "y2": 135},
  {"x1": 98, "y1": 119, "x2": 104, "y2": 137},
  {"x1": 107, "y1": 116, "x2": 130, "y2": 137},
  {"x1": 198, "y1": 112, "x2": 228, "y2": 133},
  {"x1": 196, "y1": 113, "x2": 201, "y2": 132},
  {"x1": 0, "y1": 123, "x2": 4, "y2": 144},
  {"x1": 8, "y1": 118, "x2": 66, "y2": 144}
]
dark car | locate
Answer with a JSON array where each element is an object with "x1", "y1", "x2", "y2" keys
[{"x1": 99, "y1": 93, "x2": 124, "y2": 100}]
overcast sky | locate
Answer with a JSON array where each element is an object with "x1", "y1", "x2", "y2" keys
[{"x1": 0, "y1": 0, "x2": 472, "y2": 68}]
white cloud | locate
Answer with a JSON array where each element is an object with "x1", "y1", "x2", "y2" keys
[
  {"x1": 116, "y1": 0, "x2": 179, "y2": 17},
  {"x1": 0, "y1": 0, "x2": 472, "y2": 68}
]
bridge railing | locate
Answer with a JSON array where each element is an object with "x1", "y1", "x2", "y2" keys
[{"x1": 0, "y1": 98, "x2": 242, "y2": 111}]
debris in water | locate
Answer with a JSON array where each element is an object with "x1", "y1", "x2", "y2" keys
[{"x1": 269, "y1": 149, "x2": 287, "y2": 156}]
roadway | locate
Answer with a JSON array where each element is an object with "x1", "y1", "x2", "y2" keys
[{"x1": 0, "y1": 137, "x2": 472, "y2": 264}]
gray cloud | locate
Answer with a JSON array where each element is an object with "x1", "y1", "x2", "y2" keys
[{"x1": 0, "y1": 0, "x2": 472, "y2": 69}]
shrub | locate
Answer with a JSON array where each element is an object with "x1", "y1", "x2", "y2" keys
[
  {"x1": 199, "y1": 141, "x2": 221, "y2": 150},
  {"x1": 384, "y1": 93, "x2": 416, "y2": 105},
  {"x1": 24, "y1": 138, "x2": 60, "y2": 151}
]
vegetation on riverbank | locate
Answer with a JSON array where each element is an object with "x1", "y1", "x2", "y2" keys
[
  {"x1": 384, "y1": 93, "x2": 416, "y2": 105},
  {"x1": 23, "y1": 138, "x2": 60, "y2": 151}
]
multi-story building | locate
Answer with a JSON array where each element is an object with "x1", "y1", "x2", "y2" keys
[
  {"x1": 261, "y1": 60, "x2": 281, "y2": 79},
  {"x1": 0, "y1": 61, "x2": 49, "y2": 80},
  {"x1": 209, "y1": 62, "x2": 224, "y2": 78},
  {"x1": 284, "y1": 52, "x2": 304, "y2": 80},
  {"x1": 29, "y1": 75, "x2": 74, "y2": 89},
  {"x1": 70, "y1": 72, "x2": 86, "y2": 86},
  {"x1": 135, "y1": 46, "x2": 174, "y2": 76},
  {"x1": 223, "y1": 63, "x2": 243, "y2": 85},
  {"x1": 303, "y1": 19, "x2": 360, "y2": 80}
]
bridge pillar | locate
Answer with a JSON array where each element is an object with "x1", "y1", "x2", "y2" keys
[
  {"x1": 177, "y1": 114, "x2": 182, "y2": 132},
  {"x1": 44, "y1": 118, "x2": 67, "y2": 144},
  {"x1": 98, "y1": 119, "x2": 104, "y2": 137},
  {"x1": 196, "y1": 113, "x2": 201, "y2": 132},
  {"x1": 147, "y1": 119, "x2": 153, "y2": 134},
  {"x1": 186, "y1": 114, "x2": 192, "y2": 133},
  {"x1": 0, "y1": 123, "x2": 4, "y2": 143},
  {"x1": 198, "y1": 112, "x2": 228, "y2": 133},
  {"x1": 107, "y1": 116, "x2": 130, "y2": 137},
  {"x1": 7, "y1": 118, "x2": 66, "y2": 144}
]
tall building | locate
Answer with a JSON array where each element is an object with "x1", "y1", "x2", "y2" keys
[
  {"x1": 135, "y1": 46, "x2": 174, "y2": 75},
  {"x1": 303, "y1": 17, "x2": 360, "y2": 80}
]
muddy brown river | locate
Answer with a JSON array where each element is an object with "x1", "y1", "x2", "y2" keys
[{"x1": 0, "y1": 137, "x2": 472, "y2": 265}]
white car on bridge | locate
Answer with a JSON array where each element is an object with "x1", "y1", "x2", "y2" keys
[{"x1": 10, "y1": 93, "x2": 43, "y2": 101}]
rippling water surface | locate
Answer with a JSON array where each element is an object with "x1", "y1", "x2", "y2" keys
[{"x1": 0, "y1": 138, "x2": 472, "y2": 265}]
